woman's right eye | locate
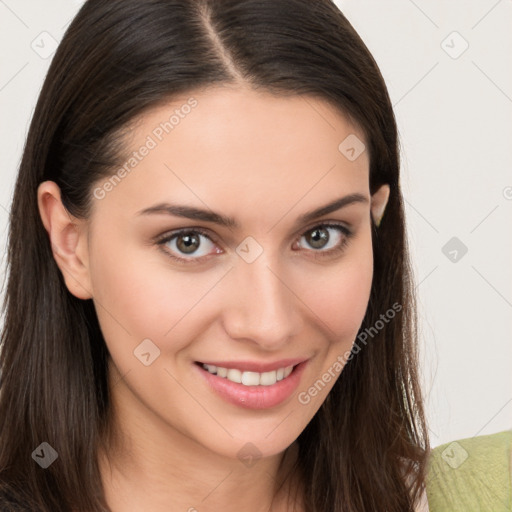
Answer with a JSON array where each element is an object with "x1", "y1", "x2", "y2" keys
[{"x1": 155, "y1": 228, "x2": 222, "y2": 264}]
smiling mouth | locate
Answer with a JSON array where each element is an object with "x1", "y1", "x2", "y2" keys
[{"x1": 195, "y1": 362, "x2": 296, "y2": 386}]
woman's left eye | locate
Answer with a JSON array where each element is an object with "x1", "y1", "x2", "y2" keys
[
  {"x1": 155, "y1": 222, "x2": 353, "y2": 264},
  {"x1": 294, "y1": 223, "x2": 353, "y2": 258}
]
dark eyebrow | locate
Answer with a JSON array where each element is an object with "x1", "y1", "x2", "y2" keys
[{"x1": 136, "y1": 193, "x2": 368, "y2": 230}]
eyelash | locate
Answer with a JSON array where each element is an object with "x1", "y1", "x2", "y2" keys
[{"x1": 154, "y1": 222, "x2": 354, "y2": 265}]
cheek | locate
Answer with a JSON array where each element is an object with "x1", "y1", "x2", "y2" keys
[
  {"x1": 88, "y1": 230, "x2": 228, "y2": 366},
  {"x1": 304, "y1": 234, "x2": 373, "y2": 340}
]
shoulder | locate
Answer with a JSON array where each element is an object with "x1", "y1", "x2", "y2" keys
[{"x1": 425, "y1": 429, "x2": 512, "y2": 511}]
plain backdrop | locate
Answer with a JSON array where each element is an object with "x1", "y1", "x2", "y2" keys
[{"x1": 0, "y1": 0, "x2": 511, "y2": 448}]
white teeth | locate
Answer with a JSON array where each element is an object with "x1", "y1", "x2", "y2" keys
[
  {"x1": 260, "y1": 370, "x2": 277, "y2": 386},
  {"x1": 202, "y1": 363, "x2": 295, "y2": 386},
  {"x1": 241, "y1": 371, "x2": 260, "y2": 386},
  {"x1": 226, "y1": 368, "x2": 242, "y2": 383},
  {"x1": 217, "y1": 366, "x2": 228, "y2": 378}
]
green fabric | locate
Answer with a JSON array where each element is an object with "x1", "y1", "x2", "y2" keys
[{"x1": 426, "y1": 429, "x2": 512, "y2": 511}]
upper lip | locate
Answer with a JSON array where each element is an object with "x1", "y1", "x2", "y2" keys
[{"x1": 196, "y1": 357, "x2": 308, "y2": 373}]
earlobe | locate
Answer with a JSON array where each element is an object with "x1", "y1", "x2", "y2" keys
[
  {"x1": 370, "y1": 184, "x2": 390, "y2": 227},
  {"x1": 37, "y1": 180, "x2": 93, "y2": 300}
]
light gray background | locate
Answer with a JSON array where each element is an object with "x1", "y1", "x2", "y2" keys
[{"x1": 0, "y1": 0, "x2": 511, "y2": 448}]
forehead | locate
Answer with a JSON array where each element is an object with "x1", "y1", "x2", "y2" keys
[{"x1": 92, "y1": 85, "x2": 370, "y2": 222}]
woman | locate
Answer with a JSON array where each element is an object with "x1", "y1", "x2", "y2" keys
[{"x1": 0, "y1": 0, "x2": 431, "y2": 510}]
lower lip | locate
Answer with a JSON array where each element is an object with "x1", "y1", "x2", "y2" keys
[{"x1": 194, "y1": 361, "x2": 308, "y2": 409}]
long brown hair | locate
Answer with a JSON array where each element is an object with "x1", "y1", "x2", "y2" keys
[{"x1": 0, "y1": 1, "x2": 429, "y2": 510}]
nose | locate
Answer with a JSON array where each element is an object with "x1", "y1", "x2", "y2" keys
[{"x1": 221, "y1": 251, "x2": 302, "y2": 351}]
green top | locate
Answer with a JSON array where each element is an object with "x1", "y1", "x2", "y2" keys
[{"x1": 426, "y1": 429, "x2": 512, "y2": 511}]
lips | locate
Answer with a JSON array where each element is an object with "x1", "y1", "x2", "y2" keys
[{"x1": 194, "y1": 358, "x2": 309, "y2": 409}]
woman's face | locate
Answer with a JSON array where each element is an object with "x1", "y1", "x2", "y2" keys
[{"x1": 40, "y1": 85, "x2": 389, "y2": 461}]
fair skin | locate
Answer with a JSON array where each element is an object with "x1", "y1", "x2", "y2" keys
[{"x1": 37, "y1": 85, "x2": 390, "y2": 512}]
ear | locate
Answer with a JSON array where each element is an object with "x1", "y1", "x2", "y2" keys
[
  {"x1": 370, "y1": 184, "x2": 390, "y2": 227},
  {"x1": 37, "y1": 180, "x2": 93, "y2": 300}
]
